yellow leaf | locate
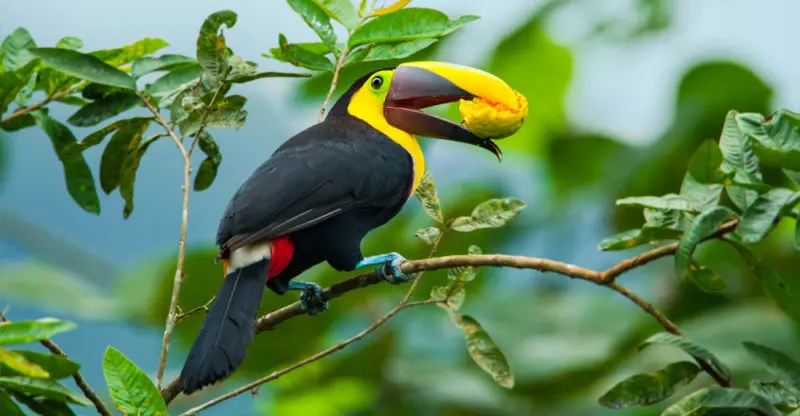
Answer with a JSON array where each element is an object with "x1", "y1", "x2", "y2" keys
[
  {"x1": 0, "y1": 348, "x2": 50, "y2": 378},
  {"x1": 370, "y1": 0, "x2": 412, "y2": 17}
]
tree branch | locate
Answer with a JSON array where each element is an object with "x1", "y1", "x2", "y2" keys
[
  {"x1": 0, "y1": 312, "x2": 112, "y2": 416},
  {"x1": 317, "y1": 46, "x2": 350, "y2": 122},
  {"x1": 0, "y1": 84, "x2": 83, "y2": 126},
  {"x1": 607, "y1": 282, "x2": 731, "y2": 387},
  {"x1": 177, "y1": 300, "x2": 439, "y2": 415},
  {"x1": 160, "y1": 220, "x2": 738, "y2": 405},
  {"x1": 138, "y1": 92, "x2": 191, "y2": 389}
]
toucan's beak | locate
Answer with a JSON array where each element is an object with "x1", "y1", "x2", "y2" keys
[{"x1": 384, "y1": 62, "x2": 519, "y2": 162}]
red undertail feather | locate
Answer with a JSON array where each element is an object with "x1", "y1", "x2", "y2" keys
[{"x1": 267, "y1": 235, "x2": 294, "y2": 280}]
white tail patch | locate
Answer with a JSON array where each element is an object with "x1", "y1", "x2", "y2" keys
[{"x1": 228, "y1": 241, "x2": 273, "y2": 275}]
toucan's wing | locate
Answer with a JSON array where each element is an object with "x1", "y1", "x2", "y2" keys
[{"x1": 216, "y1": 118, "x2": 412, "y2": 255}]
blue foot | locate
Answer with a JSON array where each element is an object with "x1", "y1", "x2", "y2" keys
[
  {"x1": 355, "y1": 252, "x2": 414, "y2": 284},
  {"x1": 287, "y1": 281, "x2": 328, "y2": 316}
]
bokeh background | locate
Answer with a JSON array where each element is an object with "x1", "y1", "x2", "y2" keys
[{"x1": 1, "y1": 0, "x2": 799, "y2": 415}]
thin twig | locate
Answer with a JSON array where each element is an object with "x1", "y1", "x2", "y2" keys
[
  {"x1": 139, "y1": 91, "x2": 192, "y2": 389},
  {"x1": 0, "y1": 312, "x2": 113, "y2": 416},
  {"x1": 607, "y1": 282, "x2": 730, "y2": 387},
  {"x1": 402, "y1": 228, "x2": 446, "y2": 304},
  {"x1": 601, "y1": 219, "x2": 739, "y2": 282},
  {"x1": 0, "y1": 84, "x2": 82, "y2": 125},
  {"x1": 318, "y1": 46, "x2": 351, "y2": 122},
  {"x1": 175, "y1": 296, "x2": 216, "y2": 323},
  {"x1": 177, "y1": 300, "x2": 438, "y2": 415}
]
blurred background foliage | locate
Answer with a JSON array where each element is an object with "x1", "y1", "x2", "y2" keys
[{"x1": 1, "y1": 0, "x2": 798, "y2": 415}]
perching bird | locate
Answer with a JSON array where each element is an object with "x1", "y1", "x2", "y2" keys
[{"x1": 178, "y1": 61, "x2": 521, "y2": 394}]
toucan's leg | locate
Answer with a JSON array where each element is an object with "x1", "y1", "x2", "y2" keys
[
  {"x1": 287, "y1": 281, "x2": 328, "y2": 316},
  {"x1": 355, "y1": 252, "x2": 413, "y2": 284}
]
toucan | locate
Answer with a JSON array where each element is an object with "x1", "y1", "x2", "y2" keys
[{"x1": 178, "y1": 61, "x2": 519, "y2": 394}]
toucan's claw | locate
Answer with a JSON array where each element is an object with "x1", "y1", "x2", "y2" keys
[
  {"x1": 356, "y1": 252, "x2": 413, "y2": 284},
  {"x1": 288, "y1": 281, "x2": 328, "y2": 316}
]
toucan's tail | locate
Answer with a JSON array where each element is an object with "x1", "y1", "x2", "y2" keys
[{"x1": 178, "y1": 259, "x2": 267, "y2": 394}]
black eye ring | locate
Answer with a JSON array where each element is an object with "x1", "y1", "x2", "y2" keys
[{"x1": 370, "y1": 76, "x2": 383, "y2": 90}]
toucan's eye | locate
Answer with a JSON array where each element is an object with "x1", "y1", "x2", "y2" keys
[{"x1": 370, "y1": 76, "x2": 383, "y2": 90}]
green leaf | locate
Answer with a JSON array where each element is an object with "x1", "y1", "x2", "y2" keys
[
  {"x1": 193, "y1": 131, "x2": 222, "y2": 191},
  {"x1": 431, "y1": 283, "x2": 465, "y2": 311},
  {"x1": 0, "y1": 114, "x2": 34, "y2": 132},
  {"x1": 0, "y1": 59, "x2": 39, "y2": 116},
  {"x1": 687, "y1": 140, "x2": 725, "y2": 183},
  {"x1": 1, "y1": 28, "x2": 37, "y2": 70},
  {"x1": 640, "y1": 332, "x2": 731, "y2": 382},
  {"x1": 598, "y1": 361, "x2": 700, "y2": 409},
  {"x1": 90, "y1": 37, "x2": 169, "y2": 68},
  {"x1": 450, "y1": 197, "x2": 526, "y2": 232},
  {"x1": 686, "y1": 262, "x2": 727, "y2": 294},
  {"x1": 719, "y1": 110, "x2": 761, "y2": 210},
  {"x1": 179, "y1": 95, "x2": 247, "y2": 136},
  {"x1": 99, "y1": 118, "x2": 150, "y2": 194},
  {"x1": 0, "y1": 377, "x2": 91, "y2": 406},
  {"x1": 598, "y1": 227, "x2": 683, "y2": 251},
  {"x1": 742, "y1": 341, "x2": 800, "y2": 395},
  {"x1": 443, "y1": 15, "x2": 481, "y2": 36},
  {"x1": 9, "y1": 394, "x2": 75, "y2": 416},
  {"x1": 12, "y1": 351, "x2": 80, "y2": 379},
  {"x1": 55, "y1": 37, "x2": 83, "y2": 50},
  {"x1": 661, "y1": 387, "x2": 781, "y2": 416},
  {"x1": 679, "y1": 170, "x2": 723, "y2": 211},
  {"x1": 66, "y1": 92, "x2": 140, "y2": 127},
  {"x1": 796, "y1": 220, "x2": 800, "y2": 250},
  {"x1": 348, "y1": 8, "x2": 478, "y2": 48},
  {"x1": 228, "y1": 70, "x2": 310, "y2": 83},
  {"x1": 448, "y1": 246, "x2": 481, "y2": 282},
  {"x1": 674, "y1": 206, "x2": 737, "y2": 280},
  {"x1": 119, "y1": 125, "x2": 155, "y2": 219},
  {"x1": 457, "y1": 315, "x2": 513, "y2": 389},
  {"x1": 143, "y1": 63, "x2": 203, "y2": 100},
  {"x1": 57, "y1": 97, "x2": 89, "y2": 107},
  {"x1": 102, "y1": 346, "x2": 168, "y2": 416},
  {"x1": 131, "y1": 54, "x2": 195, "y2": 79},
  {"x1": 0, "y1": 389, "x2": 24, "y2": 416},
  {"x1": 348, "y1": 38, "x2": 438, "y2": 65},
  {"x1": 616, "y1": 194, "x2": 701, "y2": 212},
  {"x1": 737, "y1": 111, "x2": 800, "y2": 170},
  {"x1": 414, "y1": 169, "x2": 443, "y2": 223},
  {"x1": 414, "y1": 226, "x2": 440, "y2": 245},
  {"x1": 196, "y1": 10, "x2": 237, "y2": 82},
  {"x1": 729, "y1": 241, "x2": 800, "y2": 329},
  {"x1": 736, "y1": 188, "x2": 797, "y2": 243},
  {"x1": 79, "y1": 116, "x2": 152, "y2": 150},
  {"x1": 0, "y1": 318, "x2": 76, "y2": 345},
  {"x1": 14, "y1": 65, "x2": 37, "y2": 107},
  {"x1": 312, "y1": 0, "x2": 360, "y2": 31},
  {"x1": 288, "y1": 0, "x2": 339, "y2": 56},
  {"x1": 30, "y1": 110, "x2": 101, "y2": 214},
  {"x1": 276, "y1": 34, "x2": 334, "y2": 71},
  {"x1": 30, "y1": 47, "x2": 135, "y2": 90},
  {"x1": 749, "y1": 380, "x2": 800, "y2": 412},
  {"x1": 0, "y1": 349, "x2": 49, "y2": 378}
]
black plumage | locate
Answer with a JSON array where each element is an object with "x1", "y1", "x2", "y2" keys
[{"x1": 178, "y1": 75, "x2": 414, "y2": 394}]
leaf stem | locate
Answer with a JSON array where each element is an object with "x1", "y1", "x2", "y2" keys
[
  {"x1": 318, "y1": 46, "x2": 350, "y2": 122},
  {"x1": 177, "y1": 300, "x2": 439, "y2": 415},
  {"x1": 0, "y1": 312, "x2": 113, "y2": 416}
]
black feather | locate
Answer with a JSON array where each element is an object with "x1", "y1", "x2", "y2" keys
[{"x1": 178, "y1": 260, "x2": 267, "y2": 394}]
